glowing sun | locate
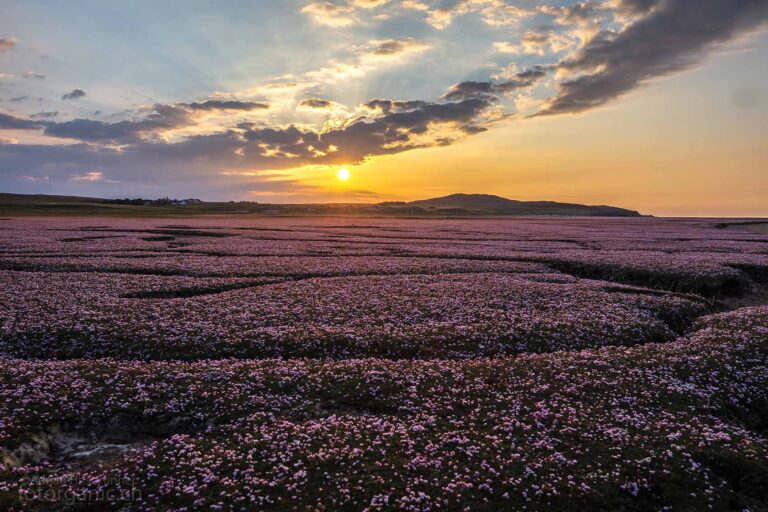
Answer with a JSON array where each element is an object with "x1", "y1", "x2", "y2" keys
[{"x1": 337, "y1": 168, "x2": 350, "y2": 181}]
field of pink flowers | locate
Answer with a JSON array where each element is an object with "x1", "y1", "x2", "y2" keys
[{"x1": 0, "y1": 216, "x2": 766, "y2": 511}]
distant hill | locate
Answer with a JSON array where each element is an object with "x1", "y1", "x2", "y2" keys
[
  {"x1": 404, "y1": 194, "x2": 641, "y2": 217},
  {"x1": 0, "y1": 192, "x2": 642, "y2": 217}
]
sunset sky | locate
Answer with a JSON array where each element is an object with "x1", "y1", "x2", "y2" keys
[{"x1": 1, "y1": 0, "x2": 767, "y2": 216}]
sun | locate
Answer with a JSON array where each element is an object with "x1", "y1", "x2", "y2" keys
[{"x1": 337, "y1": 168, "x2": 350, "y2": 181}]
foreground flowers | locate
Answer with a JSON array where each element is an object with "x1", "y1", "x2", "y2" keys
[
  {"x1": 0, "y1": 216, "x2": 765, "y2": 510},
  {"x1": 1, "y1": 306, "x2": 768, "y2": 510}
]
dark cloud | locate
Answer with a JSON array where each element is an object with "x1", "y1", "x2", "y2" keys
[
  {"x1": 372, "y1": 99, "x2": 491, "y2": 135},
  {"x1": 618, "y1": 0, "x2": 661, "y2": 16},
  {"x1": 243, "y1": 125, "x2": 307, "y2": 145},
  {"x1": 1, "y1": 95, "x2": 495, "y2": 191},
  {"x1": 31, "y1": 111, "x2": 59, "y2": 119},
  {"x1": 363, "y1": 99, "x2": 427, "y2": 114},
  {"x1": 43, "y1": 119, "x2": 145, "y2": 142},
  {"x1": 4, "y1": 99, "x2": 263, "y2": 145},
  {"x1": 443, "y1": 81, "x2": 496, "y2": 102},
  {"x1": 514, "y1": 66, "x2": 549, "y2": 81},
  {"x1": 442, "y1": 68, "x2": 547, "y2": 102},
  {"x1": 44, "y1": 104, "x2": 192, "y2": 142},
  {"x1": 181, "y1": 100, "x2": 269, "y2": 111},
  {"x1": 1, "y1": 67, "x2": 502, "y2": 177},
  {"x1": 39, "y1": 100, "x2": 269, "y2": 142},
  {"x1": 10, "y1": 96, "x2": 29, "y2": 102},
  {"x1": 62, "y1": 89, "x2": 86, "y2": 100},
  {"x1": 372, "y1": 40, "x2": 408, "y2": 55},
  {"x1": 0, "y1": 36, "x2": 16, "y2": 52},
  {"x1": 224, "y1": 98, "x2": 495, "y2": 165},
  {"x1": 0, "y1": 112, "x2": 43, "y2": 130},
  {"x1": 368, "y1": 38, "x2": 427, "y2": 56},
  {"x1": 299, "y1": 98, "x2": 335, "y2": 109},
  {"x1": 539, "y1": 0, "x2": 768, "y2": 115},
  {"x1": 213, "y1": 99, "x2": 491, "y2": 168},
  {"x1": 317, "y1": 98, "x2": 493, "y2": 162}
]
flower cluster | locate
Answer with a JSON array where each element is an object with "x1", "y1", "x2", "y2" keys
[
  {"x1": 1, "y1": 306, "x2": 767, "y2": 510},
  {"x1": 0, "y1": 270, "x2": 708, "y2": 359},
  {"x1": 0, "y1": 216, "x2": 765, "y2": 511}
]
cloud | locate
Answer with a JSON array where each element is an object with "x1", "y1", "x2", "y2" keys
[
  {"x1": 538, "y1": 2, "x2": 613, "y2": 44},
  {"x1": 401, "y1": 0, "x2": 428, "y2": 10},
  {"x1": 10, "y1": 96, "x2": 28, "y2": 102},
  {"x1": 404, "y1": 0, "x2": 534, "y2": 30},
  {"x1": 541, "y1": 2, "x2": 611, "y2": 26},
  {"x1": 30, "y1": 111, "x2": 59, "y2": 119},
  {"x1": 70, "y1": 171, "x2": 103, "y2": 181},
  {"x1": 5, "y1": 0, "x2": 768, "y2": 197},
  {"x1": 22, "y1": 174, "x2": 50, "y2": 182},
  {"x1": 43, "y1": 104, "x2": 192, "y2": 142},
  {"x1": 300, "y1": 0, "x2": 393, "y2": 26},
  {"x1": 181, "y1": 100, "x2": 269, "y2": 111},
  {"x1": 506, "y1": 26, "x2": 574, "y2": 55},
  {"x1": 363, "y1": 99, "x2": 428, "y2": 114},
  {"x1": 442, "y1": 81, "x2": 499, "y2": 101},
  {"x1": 0, "y1": 93, "x2": 497, "y2": 193},
  {"x1": 0, "y1": 36, "x2": 16, "y2": 52},
  {"x1": 305, "y1": 97, "x2": 496, "y2": 161},
  {"x1": 425, "y1": 0, "x2": 471, "y2": 29},
  {"x1": 479, "y1": 2, "x2": 535, "y2": 27},
  {"x1": 298, "y1": 38, "x2": 431, "y2": 85},
  {"x1": 43, "y1": 119, "x2": 145, "y2": 142},
  {"x1": 366, "y1": 38, "x2": 430, "y2": 56},
  {"x1": 617, "y1": 0, "x2": 661, "y2": 16},
  {"x1": 62, "y1": 89, "x2": 86, "y2": 100},
  {"x1": 0, "y1": 112, "x2": 43, "y2": 130},
  {"x1": 515, "y1": 66, "x2": 549, "y2": 82},
  {"x1": 538, "y1": 0, "x2": 768, "y2": 115},
  {"x1": 299, "y1": 98, "x2": 336, "y2": 109},
  {"x1": 0, "y1": 96, "x2": 270, "y2": 147},
  {"x1": 442, "y1": 68, "x2": 548, "y2": 102},
  {"x1": 521, "y1": 29, "x2": 557, "y2": 54},
  {"x1": 301, "y1": 1, "x2": 357, "y2": 27},
  {"x1": 0, "y1": 73, "x2": 14, "y2": 79},
  {"x1": 351, "y1": 0, "x2": 389, "y2": 7},
  {"x1": 22, "y1": 71, "x2": 46, "y2": 80},
  {"x1": 493, "y1": 41, "x2": 518, "y2": 54}
]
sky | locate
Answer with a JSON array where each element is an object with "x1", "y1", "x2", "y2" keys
[{"x1": 1, "y1": 0, "x2": 767, "y2": 216}]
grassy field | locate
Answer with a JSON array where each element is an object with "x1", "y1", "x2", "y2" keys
[
  {"x1": 0, "y1": 193, "x2": 645, "y2": 218},
  {"x1": 0, "y1": 193, "x2": 330, "y2": 217},
  {"x1": 737, "y1": 223, "x2": 768, "y2": 235}
]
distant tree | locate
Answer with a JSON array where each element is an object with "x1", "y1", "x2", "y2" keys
[
  {"x1": 103, "y1": 198, "x2": 146, "y2": 205},
  {"x1": 103, "y1": 196, "x2": 204, "y2": 206}
]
